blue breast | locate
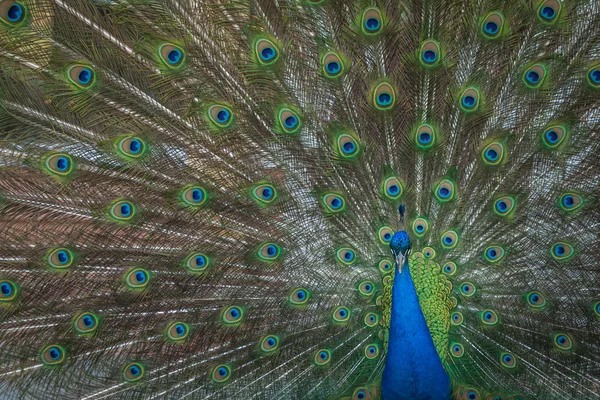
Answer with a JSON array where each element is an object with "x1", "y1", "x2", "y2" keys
[{"x1": 381, "y1": 259, "x2": 451, "y2": 399}]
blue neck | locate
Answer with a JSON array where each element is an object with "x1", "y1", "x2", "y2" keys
[{"x1": 381, "y1": 259, "x2": 451, "y2": 400}]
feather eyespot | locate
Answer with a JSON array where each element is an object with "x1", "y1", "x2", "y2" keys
[
  {"x1": 122, "y1": 363, "x2": 144, "y2": 382},
  {"x1": 553, "y1": 333, "x2": 573, "y2": 350},
  {"x1": 441, "y1": 230, "x2": 459, "y2": 249},
  {"x1": 450, "y1": 311, "x2": 463, "y2": 325},
  {"x1": 289, "y1": 288, "x2": 310, "y2": 305},
  {"x1": 361, "y1": 7, "x2": 383, "y2": 35},
  {"x1": 415, "y1": 124, "x2": 436, "y2": 149},
  {"x1": 353, "y1": 387, "x2": 375, "y2": 400},
  {"x1": 67, "y1": 65, "x2": 95, "y2": 89},
  {"x1": 255, "y1": 38, "x2": 279, "y2": 65},
  {"x1": 378, "y1": 226, "x2": 393, "y2": 244},
  {"x1": 419, "y1": 40, "x2": 441, "y2": 67},
  {"x1": 332, "y1": 306, "x2": 351, "y2": 323},
  {"x1": 322, "y1": 193, "x2": 345, "y2": 213},
  {"x1": 434, "y1": 179, "x2": 456, "y2": 202},
  {"x1": 358, "y1": 280, "x2": 375, "y2": 297},
  {"x1": 482, "y1": 142, "x2": 505, "y2": 165},
  {"x1": 481, "y1": 309, "x2": 499, "y2": 325},
  {"x1": 364, "y1": 312, "x2": 380, "y2": 327},
  {"x1": 484, "y1": 246, "x2": 505, "y2": 263},
  {"x1": 538, "y1": 0, "x2": 561, "y2": 24},
  {"x1": 181, "y1": 186, "x2": 207, "y2": 207},
  {"x1": 412, "y1": 218, "x2": 429, "y2": 237},
  {"x1": 208, "y1": 105, "x2": 233, "y2": 128},
  {"x1": 523, "y1": 64, "x2": 547, "y2": 88},
  {"x1": 336, "y1": 133, "x2": 360, "y2": 158},
  {"x1": 117, "y1": 136, "x2": 146, "y2": 158},
  {"x1": 212, "y1": 364, "x2": 231, "y2": 382},
  {"x1": 44, "y1": 153, "x2": 73, "y2": 176},
  {"x1": 457, "y1": 388, "x2": 481, "y2": 400},
  {"x1": 422, "y1": 247, "x2": 436, "y2": 259},
  {"x1": 159, "y1": 44, "x2": 185, "y2": 68},
  {"x1": 185, "y1": 253, "x2": 208, "y2": 273},
  {"x1": 373, "y1": 82, "x2": 395, "y2": 110},
  {"x1": 322, "y1": 52, "x2": 344, "y2": 78},
  {"x1": 46, "y1": 248, "x2": 75, "y2": 269},
  {"x1": 594, "y1": 301, "x2": 600, "y2": 317},
  {"x1": 443, "y1": 262, "x2": 457, "y2": 276},
  {"x1": 450, "y1": 342, "x2": 464, "y2": 357},
  {"x1": 0, "y1": 1, "x2": 26, "y2": 25},
  {"x1": 494, "y1": 196, "x2": 515, "y2": 216},
  {"x1": 559, "y1": 192, "x2": 582, "y2": 212},
  {"x1": 378, "y1": 259, "x2": 392, "y2": 274},
  {"x1": 364, "y1": 344, "x2": 380, "y2": 359},
  {"x1": 222, "y1": 306, "x2": 244, "y2": 324},
  {"x1": 258, "y1": 243, "x2": 281, "y2": 261},
  {"x1": 40, "y1": 345, "x2": 65, "y2": 366},
  {"x1": 383, "y1": 177, "x2": 403, "y2": 200},
  {"x1": 481, "y1": 12, "x2": 504, "y2": 38},
  {"x1": 460, "y1": 282, "x2": 476, "y2": 297},
  {"x1": 74, "y1": 312, "x2": 99, "y2": 334},
  {"x1": 587, "y1": 64, "x2": 600, "y2": 88},
  {"x1": 252, "y1": 184, "x2": 277, "y2": 204},
  {"x1": 314, "y1": 349, "x2": 331, "y2": 365},
  {"x1": 336, "y1": 248, "x2": 356, "y2": 265},
  {"x1": 278, "y1": 108, "x2": 301, "y2": 134},
  {"x1": 260, "y1": 335, "x2": 280, "y2": 353},
  {"x1": 526, "y1": 291, "x2": 547, "y2": 308},
  {"x1": 0, "y1": 280, "x2": 17, "y2": 302},
  {"x1": 459, "y1": 87, "x2": 480, "y2": 112},
  {"x1": 125, "y1": 268, "x2": 150, "y2": 289},
  {"x1": 551, "y1": 242, "x2": 574, "y2": 260},
  {"x1": 542, "y1": 125, "x2": 567, "y2": 148},
  {"x1": 166, "y1": 322, "x2": 189, "y2": 342},
  {"x1": 500, "y1": 352, "x2": 517, "y2": 368},
  {"x1": 109, "y1": 200, "x2": 136, "y2": 221}
]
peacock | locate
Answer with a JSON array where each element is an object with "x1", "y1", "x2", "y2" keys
[{"x1": 0, "y1": 0, "x2": 599, "y2": 399}]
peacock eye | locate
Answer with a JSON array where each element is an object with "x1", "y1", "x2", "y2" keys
[
  {"x1": 523, "y1": 64, "x2": 547, "y2": 88},
  {"x1": 212, "y1": 364, "x2": 232, "y2": 382},
  {"x1": 383, "y1": 177, "x2": 403, "y2": 200},
  {"x1": 336, "y1": 248, "x2": 356, "y2": 265},
  {"x1": 551, "y1": 242, "x2": 574, "y2": 260},
  {"x1": 122, "y1": 362, "x2": 144, "y2": 382},
  {"x1": 332, "y1": 306, "x2": 351, "y2": 323},
  {"x1": 67, "y1": 65, "x2": 96, "y2": 89},
  {"x1": 257, "y1": 243, "x2": 281, "y2": 261},
  {"x1": 290, "y1": 288, "x2": 310, "y2": 305},
  {"x1": 46, "y1": 248, "x2": 75, "y2": 269},
  {"x1": 378, "y1": 226, "x2": 393, "y2": 244},
  {"x1": 314, "y1": 349, "x2": 331, "y2": 365},
  {"x1": 0, "y1": 280, "x2": 18, "y2": 302},
  {"x1": 459, "y1": 87, "x2": 480, "y2": 112},
  {"x1": 378, "y1": 259, "x2": 392, "y2": 274},
  {"x1": 358, "y1": 280, "x2": 375, "y2": 297},
  {"x1": 419, "y1": 40, "x2": 441, "y2": 67},
  {"x1": 166, "y1": 322, "x2": 189, "y2": 341},
  {"x1": 364, "y1": 344, "x2": 380, "y2": 359},
  {"x1": 500, "y1": 352, "x2": 517, "y2": 368},
  {"x1": 40, "y1": 345, "x2": 66, "y2": 366},
  {"x1": 450, "y1": 311, "x2": 463, "y2": 325},
  {"x1": 322, "y1": 193, "x2": 346, "y2": 213},
  {"x1": 125, "y1": 268, "x2": 150, "y2": 289},
  {"x1": 109, "y1": 200, "x2": 137, "y2": 221},
  {"x1": 441, "y1": 230, "x2": 459, "y2": 249},
  {"x1": 559, "y1": 192, "x2": 583, "y2": 212},
  {"x1": 460, "y1": 282, "x2": 476, "y2": 297},
  {"x1": 222, "y1": 306, "x2": 244, "y2": 324},
  {"x1": 482, "y1": 142, "x2": 505, "y2": 165},
  {"x1": 278, "y1": 108, "x2": 301, "y2": 134},
  {"x1": 74, "y1": 312, "x2": 99, "y2": 334},
  {"x1": 322, "y1": 52, "x2": 344, "y2": 77},
  {"x1": 159, "y1": 44, "x2": 185, "y2": 68},
  {"x1": 117, "y1": 136, "x2": 146, "y2": 158},
  {"x1": 553, "y1": 333, "x2": 573, "y2": 350},
  {"x1": 538, "y1": 0, "x2": 561, "y2": 23},
  {"x1": 542, "y1": 125, "x2": 567, "y2": 148},
  {"x1": 337, "y1": 133, "x2": 360, "y2": 158},
  {"x1": 373, "y1": 82, "x2": 395, "y2": 110},
  {"x1": 208, "y1": 105, "x2": 233, "y2": 128},
  {"x1": 361, "y1": 7, "x2": 383, "y2": 35},
  {"x1": 255, "y1": 38, "x2": 279, "y2": 65},
  {"x1": 260, "y1": 335, "x2": 280, "y2": 353},
  {"x1": 364, "y1": 312, "x2": 380, "y2": 327},
  {"x1": 481, "y1": 12, "x2": 504, "y2": 38},
  {"x1": 415, "y1": 124, "x2": 436, "y2": 149},
  {"x1": 0, "y1": 1, "x2": 26, "y2": 25},
  {"x1": 481, "y1": 309, "x2": 498, "y2": 325},
  {"x1": 494, "y1": 196, "x2": 515, "y2": 216},
  {"x1": 450, "y1": 342, "x2": 464, "y2": 357},
  {"x1": 434, "y1": 179, "x2": 456, "y2": 202},
  {"x1": 484, "y1": 246, "x2": 505, "y2": 263},
  {"x1": 45, "y1": 153, "x2": 74, "y2": 176},
  {"x1": 587, "y1": 65, "x2": 600, "y2": 88}
]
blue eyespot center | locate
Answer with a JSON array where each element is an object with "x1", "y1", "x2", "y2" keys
[
  {"x1": 230, "y1": 308, "x2": 240, "y2": 318},
  {"x1": 486, "y1": 148, "x2": 498, "y2": 161},
  {"x1": 1, "y1": 283, "x2": 12, "y2": 296},
  {"x1": 195, "y1": 255, "x2": 206, "y2": 267},
  {"x1": 563, "y1": 195, "x2": 574, "y2": 207},
  {"x1": 545, "y1": 130, "x2": 559, "y2": 143},
  {"x1": 7, "y1": 4, "x2": 24, "y2": 22},
  {"x1": 49, "y1": 347, "x2": 61, "y2": 360},
  {"x1": 468, "y1": 392, "x2": 477, "y2": 400},
  {"x1": 444, "y1": 237, "x2": 453, "y2": 245},
  {"x1": 168, "y1": 49, "x2": 182, "y2": 65},
  {"x1": 484, "y1": 312, "x2": 492, "y2": 320},
  {"x1": 377, "y1": 92, "x2": 392, "y2": 106},
  {"x1": 590, "y1": 69, "x2": 600, "y2": 84},
  {"x1": 416, "y1": 224, "x2": 424, "y2": 232},
  {"x1": 56, "y1": 156, "x2": 69, "y2": 171},
  {"x1": 453, "y1": 314, "x2": 459, "y2": 320},
  {"x1": 339, "y1": 309, "x2": 347, "y2": 317},
  {"x1": 218, "y1": 367, "x2": 228, "y2": 376},
  {"x1": 496, "y1": 201, "x2": 507, "y2": 212},
  {"x1": 344, "y1": 251, "x2": 354, "y2": 261},
  {"x1": 78, "y1": 68, "x2": 92, "y2": 85},
  {"x1": 319, "y1": 351, "x2": 328, "y2": 360},
  {"x1": 422, "y1": 50, "x2": 437, "y2": 63},
  {"x1": 383, "y1": 233, "x2": 391, "y2": 241},
  {"x1": 419, "y1": 132, "x2": 432, "y2": 144},
  {"x1": 121, "y1": 203, "x2": 131, "y2": 217},
  {"x1": 531, "y1": 294, "x2": 539, "y2": 303},
  {"x1": 369, "y1": 346, "x2": 376, "y2": 353},
  {"x1": 266, "y1": 245, "x2": 276, "y2": 256},
  {"x1": 557, "y1": 335, "x2": 566, "y2": 344},
  {"x1": 484, "y1": 21, "x2": 498, "y2": 35},
  {"x1": 297, "y1": 290, "x2": 306, "y2": 300},
  {"x1": 541, "y1": 6, "x2": 556, "y2": 20},
  {"x1": 365, "y1": 18, "x2": 380, "y2": 31},
  {"x1": 454, "y1": 345, "x2": 460, "y2": 352},
  {"x1": 262, "y1": 187, "x2": 273, "y2": 199},
  {"x1": 135, "y1": 271, "x2": 147, "y2": 283},
  {"x1": 216, "y1": 109, "x2": 230, "y2": 123},
  {"x1": 83, "y1": 315, "x2": 94, "y2": 327},
  {"x1": 365, "y1": 284, "x2": 372, "y2": 292},
  {"x1": 387, "y1": 184, "x2": 399, "y2": 195},
  {"x1": 554, "y1": 244, "x2": 565, "y2": 256},
  {"x1": 330, "y1": 197, "x2": 342, "y2": 209},
  {"x1": 503, "y1": 355, "x2": 512, "y2": 363},
  {"x1": 326, "y1": 61, "x2": 341, "y2": 74},
  {"x1": 370, "y1": 315, "x2": 375, "y2": 321},
  {"x1": 342, "y1": 141, "x2": 356, "y2": 154},
  {"x1": 192, "y1": 188, "x2": 203, "y2": 202},
  {"x1": 175, "y1": 324, "x2": 185, "y2": 335},
  {"x1": 129, "y1": 365, "x2": 140, "y2": 376},
  {"x1": 284, "y1": 115, "x2": 298, "y2": 129},
  {"x1": 57, "y1": 250, "x2": 69, "y2": 264},
  {"x1": 487, "y1": 249, "x2": 497, "y2": 258},
  {"x1": 260, "y1": 47, "x2": 276, "y2": 61},
  {"x1": 357, "y1": 391, "x2": 366, "y2": 399},
  {"x1": 267, "y1": 338, "x2": 276, "y2": 346},
  {"x1": 462, "y1": 95, "x2": 476, "y2": 108},
  {"x1": 439, "y1": 187, "x2": 450, "y2": 198},
  {"x1": 526, "y1": 70, "x2": 540, "y2": 84},
  {"x1": 462, "y1": 285, "x2": 470, "y2": 292},
  {"x1": 129, "y1": 139, "x2": 141, "y2": 154},
  {"x1": 446, "y1": 265, "x2": 452, "y2": 272}
]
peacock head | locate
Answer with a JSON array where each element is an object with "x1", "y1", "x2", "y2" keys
[{"x1": 390, "y1": 231, "x2": 411, "y2": 273}]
